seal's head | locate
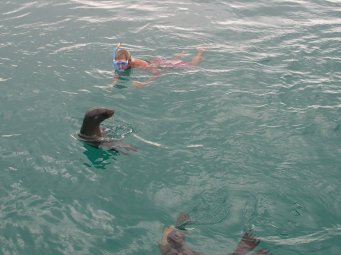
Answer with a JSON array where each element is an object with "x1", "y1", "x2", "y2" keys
[
  {"x1": 79, "y1": 107, "x2": 114, "y2": 139},
  {"x1": 175, "y1": 212, "x2": 191, "y2": 230}
]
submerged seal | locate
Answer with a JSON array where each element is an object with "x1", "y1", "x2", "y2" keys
[
  {"x1": 159, "y1": 213, "x2": 204, "y2": 255},
  {"x1": 78, "y1": 107, "x2": 137, "y2": 154},
  {"x1": 159, "y1": 213, "x2": 270, "y2": 255}
]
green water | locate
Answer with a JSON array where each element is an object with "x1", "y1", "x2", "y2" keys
[{"x1": 0, "y1": 0, "x2": 340, "y2": 254}]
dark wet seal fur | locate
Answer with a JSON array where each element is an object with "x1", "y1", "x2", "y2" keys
[
  {"x1": 78, "y1": 107, "x2": 137, "y2": 155},
  {"x1": 160, "y1": 213, "x2": 271, "y2": 255}
]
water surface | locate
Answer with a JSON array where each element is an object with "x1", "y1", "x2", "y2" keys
[{"x1": 0, "y1": 0, "x2": 340, "y2": 254}]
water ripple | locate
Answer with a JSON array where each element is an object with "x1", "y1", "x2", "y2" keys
[
  {"x1": 264, "y1": 225, "x2": 341, "y2": 245},
  {"x1": 1, "y1": 0, "x2": 340, "y2": 254}
]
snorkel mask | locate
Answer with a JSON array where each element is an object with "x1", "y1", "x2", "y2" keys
[{"x1": 112, "y1": 43, "x2": 130, "y2": 72}]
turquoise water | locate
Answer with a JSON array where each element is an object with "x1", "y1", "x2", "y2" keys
[{"x1": 1, "y1": 0, "x2": 340, "y2": 254}]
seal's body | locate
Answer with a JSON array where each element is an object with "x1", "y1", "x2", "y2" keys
[
  {"x1": 159, "y1": 225, "x2": 205, "y2": 255},
  {"x1": 159, "y1": 213, "x2": 270, "y2": 255},
  {"x1": 78, "y1": 107, "x2": 136, "y2": 154},
  {"x1": 159, "y1": 213, "x2": 204, "y2": 255}
]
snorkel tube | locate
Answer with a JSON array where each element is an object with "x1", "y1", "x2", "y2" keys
[{"x1": 112, "y1": 43, "x2": 130, "y2": 72}]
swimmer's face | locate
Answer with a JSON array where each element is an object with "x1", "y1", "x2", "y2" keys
[
  {"x1": 116, "y1": 50, "x2": 131, "y2": 68},
  {"x1": 116, "y1": 53, "x2": 127, "y2": 61}
]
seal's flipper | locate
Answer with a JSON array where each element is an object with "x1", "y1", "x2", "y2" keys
[
  {"x1": 114, "y1": 143, "x2": 138, "y2": 152},
  {"x1": 231, "y1": 232, "x2": 260, "y2": 255},
  {"x1": 99, "y1": 141, "x2": 137, "y2": 155},
  {"x1": 252, "y1": 249, "x2": 271, "y2": 255}
]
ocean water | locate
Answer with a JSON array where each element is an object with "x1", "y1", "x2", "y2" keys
[{"x1": 0, "y1": 0, "x2": 340, "y2": 254}]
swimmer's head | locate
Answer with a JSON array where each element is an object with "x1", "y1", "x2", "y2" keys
[
  {"x1": 116, "y1": 49, "x2": 131, "y2": 61},
  {"x1": 112, "y1": 43, "x2": 132, "y2": 72}
]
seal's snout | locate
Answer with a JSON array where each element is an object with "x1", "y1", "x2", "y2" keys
[
  {"x1": 97, "y1": 108, "x2": 114, "y2": 119},
  {"x1": 105, "y1": 109, "x2": 114, "y2": 118},
  {"x1": 84, "y1": 107, "x2": 114, "y2": 121}
]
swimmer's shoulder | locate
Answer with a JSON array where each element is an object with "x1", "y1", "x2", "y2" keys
[{"x1": 131, "y1": 58, "x2": 149, "y2": 68}]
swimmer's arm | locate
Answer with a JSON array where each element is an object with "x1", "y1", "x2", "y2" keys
[
  {"x1": 174, "y1": 50, "x2": 187, "y2": 59},
  {"x1": 112, "y1": 74, "x2": 120, "y2": 86}
]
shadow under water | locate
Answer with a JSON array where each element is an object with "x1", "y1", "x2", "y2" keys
[{"x1": 82, "y1": 143, "x2": 118, "y2": 169}]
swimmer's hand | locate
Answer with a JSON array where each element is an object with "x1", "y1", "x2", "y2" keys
[{"x1": 132, "y1": 81, "x2": 146, "y2": 88}]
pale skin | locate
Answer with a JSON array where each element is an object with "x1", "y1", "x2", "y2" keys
[{"x1": 113, "y1": 48, "x2": 206, "y2": 88}]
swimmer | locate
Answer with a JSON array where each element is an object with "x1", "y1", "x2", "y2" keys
[{"x1": 112, "y1": 43, "x2": 205, "y2": 87}]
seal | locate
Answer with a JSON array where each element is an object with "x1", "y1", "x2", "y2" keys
[
  {"x1": 78, "y1": 107, "x2": 137, "y2": 154},
  {"x1": 159, "y1": 213, "x2": 271, "y2": 255}
]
